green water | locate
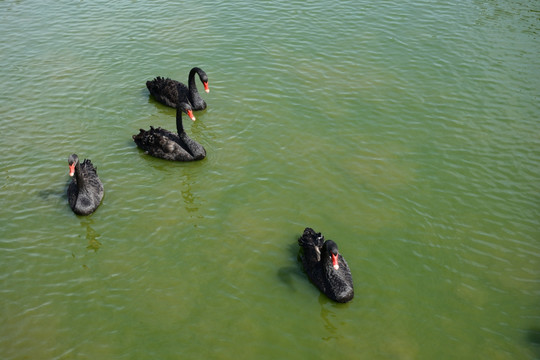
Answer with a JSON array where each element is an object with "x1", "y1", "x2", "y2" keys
[{"x1": 1, "y1": 0, "x2": 539, "y2": 359}]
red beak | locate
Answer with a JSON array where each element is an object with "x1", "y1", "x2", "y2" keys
[
  {"x1": 331, "y1": 253, "x2": 339, "y2": 270},
  {"x1": 187, "y1": 109, "x2": 196, "y2": 121},
  {"x1": 69, "y1": 163, "x2": 75, "y2": 177},
  {"x1": 203, "y1": 81, "x2": 209, "y2": 93}
]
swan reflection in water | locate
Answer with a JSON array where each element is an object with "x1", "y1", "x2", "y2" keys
[
  {"x1": 81, "y1": 219, "x2": 101, "y2": 252},
  {"x1": 181, "y1": 173, "x2": 200, "y2": 214},
  {"x1": 319, "y1": 294, "x2": 339, "y2": 342}
]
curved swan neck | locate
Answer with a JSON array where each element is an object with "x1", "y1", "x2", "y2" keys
[
  {"x1": 176, "y1": 106, "x2": 185, "y2": 134},
  {"x1": 188, "y1": 67, "x2": 200, "y2": 94}
]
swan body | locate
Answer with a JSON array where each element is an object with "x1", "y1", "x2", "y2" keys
[
  {"x1": 146, "y1": 67, "x2": 209, "y2": 110},
  {"x1": 133, "y1": 101, "x2": 206, "y2": 161},
  {"x1": 67, "y1": 154, "x2": 104, "y2": 215},
  {"x1": 298, "y1": 227, "x2": 354, "y2": 303}
]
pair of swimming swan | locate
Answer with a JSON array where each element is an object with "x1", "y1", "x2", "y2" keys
[
  {"x1": 135, "y1": 66, "x2": 210, "y2": 162},
  {"x1": 68, "y1": 67, "x2": 209, "y2": 215}
]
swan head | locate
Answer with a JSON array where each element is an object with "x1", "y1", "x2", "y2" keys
[
  {"x1": 179, "y1": 102, "x2": 196, "y2": 121},
  {"x1": 68, "y1": 154, "x2": 79, "y2": 177},
  {"x1": 196, "y1": 68, "x2": 209, "y2": 93},
  {"x1": 324, "y1": 240, "x2": 340, "y2": 270}
]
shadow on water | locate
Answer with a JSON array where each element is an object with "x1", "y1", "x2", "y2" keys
[
  {"x1": 277, "y1": 239, "x2": 304, "y2": 292},
  {"x1": 277, "y1": 265, "x2": 302, "y2": 292},
  {"x1": 39, "y1": 184, "x2": 68, "y2": 212},
  {"x1": 38, "y1": 187, "x2": 62, "y2": 200},
  {"x1": 39, "y1": 184, "x2": 67, "y2": 202},
  {"x1": 527, "y1": 328, "x2": 540, "y2": 357}
]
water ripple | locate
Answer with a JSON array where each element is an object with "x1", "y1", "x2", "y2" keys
[{"x1": 1, "y1": 0, "x2": 539, "y2": 359}]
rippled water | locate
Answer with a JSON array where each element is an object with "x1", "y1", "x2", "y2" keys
[{"x1": 1, "y1": 0, "x2": 539, "y2": 359}]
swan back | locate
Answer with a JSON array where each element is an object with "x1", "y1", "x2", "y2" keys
[{"x1": 146, "y1": 77, "x2": 184, "y2": 108}]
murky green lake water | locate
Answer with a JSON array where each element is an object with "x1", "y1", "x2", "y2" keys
[{"x1": 1, "y1": 0, "x2": 539, "y2": 359}]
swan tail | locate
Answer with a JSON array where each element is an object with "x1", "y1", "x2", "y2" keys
[
  {"x1": 298, "y1": 227, "x2": 324, "y2": 248},
  {"x1": 146, "y1": 76, "x2": 165, "y2": 89}
]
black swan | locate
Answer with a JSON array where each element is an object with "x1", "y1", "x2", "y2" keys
[
  {"x1": 146, "y1": 67, "x2": 209, "y2": 110},
  {"x1": 133, "y1": 101, "x2": 206, "y2": 161},
  {"x1": 67, "y1": 154, "x2": 104, "y2": 215},
  {"x1": 298, "y1": 227, "x2": 354, "y2": 303}
]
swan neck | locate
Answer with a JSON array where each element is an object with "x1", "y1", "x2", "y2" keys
[
  {"x1": 188, "y1": 68, "x2": 199, "y2": 94},
  {"x1": 176, "y1": 106, "x2": 184, "y2": 134},
  {"x1": 74, "y1": 161, "x2": 86, "y2": 190}
]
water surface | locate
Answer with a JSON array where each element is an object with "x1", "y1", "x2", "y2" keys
[{"x1": 1, "y1": 0, "x2": 539, "y2": 359}]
